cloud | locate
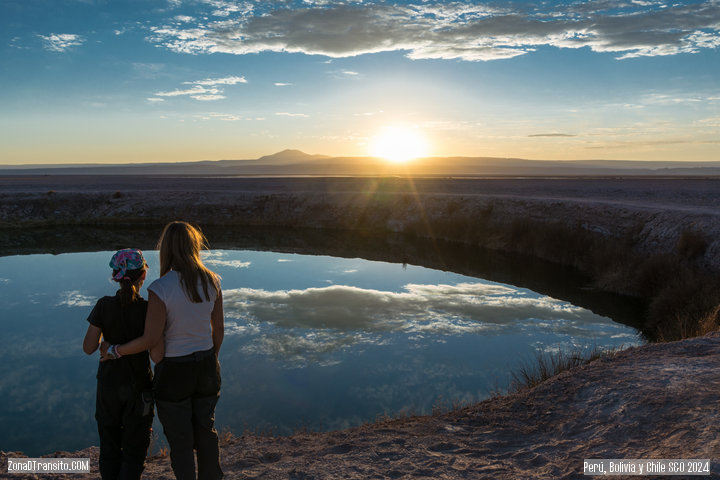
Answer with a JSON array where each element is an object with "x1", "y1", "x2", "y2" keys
[
  {"x1": 191, "y1": 94, "x2": 225, "y2": 101},
  {"x1": 275, "y1": 112, "x2": 309, "y2": 117},
  {"x1": 240, "y1": 331, "x2": 373, "y2": 364},
  {"x1": 223, "y1": 282, "x2": 611, "y2": 334},
  {"x1": 274, "y1": 82, "x2": 292, "y2": 86},
  {"x1": 195, "y1": 112, "x2": 245, "y2": 121},
  {"x1": 223, "y1": 282, "x2": 635, "y2": 363},
  {"x1": 191, "y1": 75, "x2": 247, "y2": 85},
  {"x1": 202, "y1": 0, "x2": 253, "y2": 17},
  {"x1": 156, "y1": 85, "x2": 222, "y2": 97},
  {"x1": 39, "y1": 33, "x2": 85, "y2": 52},
  {"x1": 151, "y1": 75, "x2": 245, "y2": 101},
  {"x1": 529, "y1": 133, "x2": 577, "y2": 138},
  {"x1": 147, "y1": 1, "x2": 720, "y2": 61},
  {"x1": 57, "y1": 291, "x2": 94, "y2": 308},
  {"x1": 697, "y1": 116, "x2": 720, "y2": 127},
  {"x1": 205, "y1": 259, "x2": 252, "y2": 268}
]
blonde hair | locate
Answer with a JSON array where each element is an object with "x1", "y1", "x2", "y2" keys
[{"x1": 157, "y1": 221, "x2": 220, "y2": 303}]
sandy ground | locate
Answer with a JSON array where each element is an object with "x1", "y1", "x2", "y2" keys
[
  {"x1": 3, "y1": 332, "x2": 720, "y2": 479},
  {"x1": 1, "y1": 175, "x2": 719, "y2": 210}
]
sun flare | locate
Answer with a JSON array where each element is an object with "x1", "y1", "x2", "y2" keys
[{"x1": 369, "y1": 126, "x2": 429, "y2": 164}]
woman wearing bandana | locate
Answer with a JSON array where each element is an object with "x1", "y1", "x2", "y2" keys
[{"x1": 82, "y1": 248, "x2": 155, "y2": 480}]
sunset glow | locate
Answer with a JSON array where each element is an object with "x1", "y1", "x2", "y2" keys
[
  {"x1": 0, "y1": 1, "x2": 718, "y2": 164},
  {"x1": 370, "y1": 127, "x2": 429, "y2": 163}
]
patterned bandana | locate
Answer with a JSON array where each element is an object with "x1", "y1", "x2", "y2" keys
[{"x1": 109, "y1": 248, "x2": 147, "y2": 281}]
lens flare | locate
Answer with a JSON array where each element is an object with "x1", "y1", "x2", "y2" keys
[{"x1": 369, "y1": 126, "x2": 429, "y2": 163}]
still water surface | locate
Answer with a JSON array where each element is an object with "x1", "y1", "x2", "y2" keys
[{"x1": 0, "y1": 249, "x2": 640, "y2": 455}]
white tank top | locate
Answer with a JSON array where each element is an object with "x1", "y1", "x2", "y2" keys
[{"x1": 148, "y1": 270, "x2": 218, "y2": 357}]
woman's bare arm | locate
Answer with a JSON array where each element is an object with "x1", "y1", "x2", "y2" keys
[
  {"x1": 83, "y1": 325, "x2": 102, "y2": 355},
  {"x1": 149, "y1": 333, "x2": 165, "y2": 364}
]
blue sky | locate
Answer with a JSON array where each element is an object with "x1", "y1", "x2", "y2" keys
[{"x1": 1, "y1": 0, "x2": 718, "y2": 164}]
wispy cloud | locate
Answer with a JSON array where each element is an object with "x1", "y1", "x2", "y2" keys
[
  {"x1": 529, "y1": 133, "x2": 577, "y2": 138},
  {"x1": 39, "y1": 33, "x2": 85, "y2": 52},
  {"x1": 156, "y1": 85, "x2": 223, "y2": 98},
  {"x1": 275, "y1": 112, "x2": 309, "y2": 117},
  {"x1": 274, "y1": 82, "x2": 292, "y2": 86},
  {"x1": 195, "y1": 112, "x2": 245, "y2": 121},
  {"x1": 192, "y1": 94, "x2": 225, "y2": 101},
  {"x1": 57, "y1": 291, "x2": 94, "y2": 308},
  {"x1": 151, "y1": 75, "x2": 246, "y2": 102},
  {"x1": 204, "y1": 259, "x2": 252, "y2": 268},
  {"x1": 190, "y1": 75, "x2": 247, "y2": 86},
  {"x1": 697, "y1": 116, "x2": 720, "y2": 128},
  {"x1": 147, "y1": 1, "x2": 720, "y2": 61},
  {"x1": 201, "y1": 0, "x2": 253, "y2": 17}
]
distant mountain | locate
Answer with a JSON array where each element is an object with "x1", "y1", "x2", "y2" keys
[
  {"x1": 1, "y1": 151, "x2": 719, "y2": 176},
  {"x1": 256, "y1": 149, "x2": 331, "y2": 164}
]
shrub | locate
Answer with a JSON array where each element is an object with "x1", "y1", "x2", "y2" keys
[
  {"x1": 676, "y1": 228, "x2": 708, "y2": 260},
  {"x1": 510, "y1": 345, "x2": 622, "y2": 392}
]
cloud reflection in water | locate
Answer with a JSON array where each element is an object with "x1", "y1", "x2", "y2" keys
[{"x1": 223, "y1": 282, "x2": 626, "y2": 362}]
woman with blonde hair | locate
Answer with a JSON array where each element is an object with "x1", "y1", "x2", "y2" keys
[{"x1": 103, "y1": 221, "x2": 224, "y2": 480}]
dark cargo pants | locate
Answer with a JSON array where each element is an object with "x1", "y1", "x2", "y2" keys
[
  {"x1": 154, "y1": 348, "x2": 222, "y2": 480},
  {"x1": 95, "y1": 381, "x2": 154, "y2": 480}
]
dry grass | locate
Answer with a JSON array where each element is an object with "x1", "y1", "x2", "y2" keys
[{"x1": 510, "y1": 345, "x2": 623, "y2": 392}]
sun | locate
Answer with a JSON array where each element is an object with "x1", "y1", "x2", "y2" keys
[{"x1": 369, "y1": 126, "x2": 429, "y2": 164}]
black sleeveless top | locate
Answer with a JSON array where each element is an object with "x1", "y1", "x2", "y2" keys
[{"x1": 87, "y1": 293, "x2": 152, "y2": 391}]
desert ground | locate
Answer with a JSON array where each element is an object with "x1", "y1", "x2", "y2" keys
[
  {"x1": 1, "y1": 175, "x2": 719, "y2": 478},
  {"x1": 1, "y1": 175, "x2": 719, "y2": 267}
]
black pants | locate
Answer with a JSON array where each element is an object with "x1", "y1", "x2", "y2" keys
[
  {"x1": 154, "y1": 348, "x2": 222, "y2": 480},
  {"x1": 95, "y1": 381, "x2": 154, "y2": 480}
]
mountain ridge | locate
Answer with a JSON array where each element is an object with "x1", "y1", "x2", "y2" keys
[{"x1": 1, "y1": 150, "x2": 719, "y2": 176}]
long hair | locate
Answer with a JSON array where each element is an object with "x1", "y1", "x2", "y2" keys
[
  {"x1": 113, "y1": 267, "x2": 145, "y2": 306},
  {"x1": 157, "y1": 221, "x2": 220, "y2": 303}
]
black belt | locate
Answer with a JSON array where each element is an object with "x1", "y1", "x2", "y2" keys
[{"x1": 163, "y1": 347, "x2": 215, "y2": 363}]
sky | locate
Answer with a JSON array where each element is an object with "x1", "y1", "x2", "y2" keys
[{"x1": 1, "y1": 0, "x2": 719, "y2": 165}]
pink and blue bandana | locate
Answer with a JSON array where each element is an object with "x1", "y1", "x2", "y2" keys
[{"x1": 109, "y1": 248, "x2": 147, "y2": 281}]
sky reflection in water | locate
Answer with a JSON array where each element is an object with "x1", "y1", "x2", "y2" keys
[{"x1": 0, "y1": 250, "x2": 640, "y2": 455}]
